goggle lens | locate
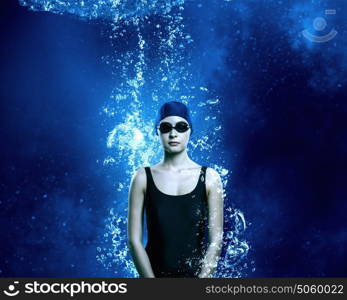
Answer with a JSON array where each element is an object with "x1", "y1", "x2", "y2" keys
[{"x1": 158, "y1": 121, "x2": 190, "y2": 133}]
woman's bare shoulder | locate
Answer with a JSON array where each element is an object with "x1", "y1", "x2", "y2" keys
[
  {"x1": 205, "y1": 167, "x2": 222, "y2": 189},
  {"x1": 205, "y1": 167, "x2": 220, "y2": 176},
  {"x1": 130, "y1": 167, "x2": 147, "y2": 192}
]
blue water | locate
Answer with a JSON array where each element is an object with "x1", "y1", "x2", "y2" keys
[{"x1": 12, "y1": 0, "x2": 347, "y2": 277}]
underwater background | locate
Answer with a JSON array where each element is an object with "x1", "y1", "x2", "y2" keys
[{"x1": 0, "y1": 0, "x2": 346, "y2": 277}]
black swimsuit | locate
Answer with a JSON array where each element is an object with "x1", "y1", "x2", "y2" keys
[{"x1": 144, "y1": 166, "x2": 208, "y2": 278}]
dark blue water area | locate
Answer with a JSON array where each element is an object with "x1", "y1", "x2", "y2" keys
[
  {"x1": 182, "y1": 1, "x2": 347, "y2": 277},
  {"x1": 0, "y1": 0, "x2": 115, "y2": 276},
  {"x1": 1, "y1": 0, "x2": 347, "y2": 277}
]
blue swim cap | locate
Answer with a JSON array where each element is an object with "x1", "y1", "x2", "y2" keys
[{"x1": 154, "y1": 101, "x2": 193, "y2": 136}]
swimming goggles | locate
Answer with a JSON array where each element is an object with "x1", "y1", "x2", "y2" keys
[{"x1": 157, "y1": 121, "x2": 190, "y2": 133}]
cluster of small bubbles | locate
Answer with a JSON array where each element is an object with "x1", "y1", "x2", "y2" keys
[
  {"x1": 189, "y1": 136, "x2": 213, "y2": 151},
  {"x1": 96, "y1": 208, "x2": 138, "y2": 277},
  {"x1": 216, "y1": 207, "x2": 250, "y2": 277},
  {"x1": 103, "y1": 156, "x2": 116, "y2": 165},
  {"x1": 105, "y1": 112, "x2": 159, "y2": 175},
  {"x1": 116, "y1": 182, "x2": 124, "y2": 192},
  {"x1": 185, "y1": 258, "x2": 193, "y2": 268},
  {"x1": 212, "y1": 164, "x2": 231, "y2": 197},
  {"x1": 19, "y1": 0, "x2": 186, "y2": 22},
  {"x1": 181, "y1": 206, "x2": 249, "y2": 278}
]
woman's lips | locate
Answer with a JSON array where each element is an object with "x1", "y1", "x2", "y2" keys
[{"x1": 169, "y1": 142, "x2": 180, "y2": 146}]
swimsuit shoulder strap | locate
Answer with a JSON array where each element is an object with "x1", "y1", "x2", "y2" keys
[
  {"x1": 198, "y1": 166, "x2": 208, "y2": 199},
  {"x1": 200, "y1": 165, "x2": 207, "y2": 181},
  {"x1": 145, "y1": 165, "x2": 154, "y2": 180},
  {"x1": 144, "y1": 167, "x2": 155, "y2": 191}
]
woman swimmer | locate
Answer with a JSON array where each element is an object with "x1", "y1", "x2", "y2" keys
[{"x1": 127, "y1": 101, "x2": 224, "y2": 278}]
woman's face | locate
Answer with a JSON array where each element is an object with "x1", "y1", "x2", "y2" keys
[{"x1": 157, "y1": 116, "x2": 191, "y2": 153}]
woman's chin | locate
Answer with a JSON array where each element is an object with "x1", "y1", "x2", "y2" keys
[{"x1": 165, "y1": 146, "x2": 184, "y2": 153}]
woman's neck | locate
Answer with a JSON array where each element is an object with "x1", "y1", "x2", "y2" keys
[{"x1": 161, "y1": 150, "x2": 192, "y2": 170}]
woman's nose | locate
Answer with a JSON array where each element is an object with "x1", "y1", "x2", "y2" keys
[{"x1": 169, "y1": 129, "x2": 178, "y2": 137}]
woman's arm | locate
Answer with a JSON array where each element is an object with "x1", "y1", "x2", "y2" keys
[
  {"x1": 198, "y1": 168, "x2": 224, "y2": 278},
  {"x1": 127, "y1": 168, "x2": 155, "y2": 278}
]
